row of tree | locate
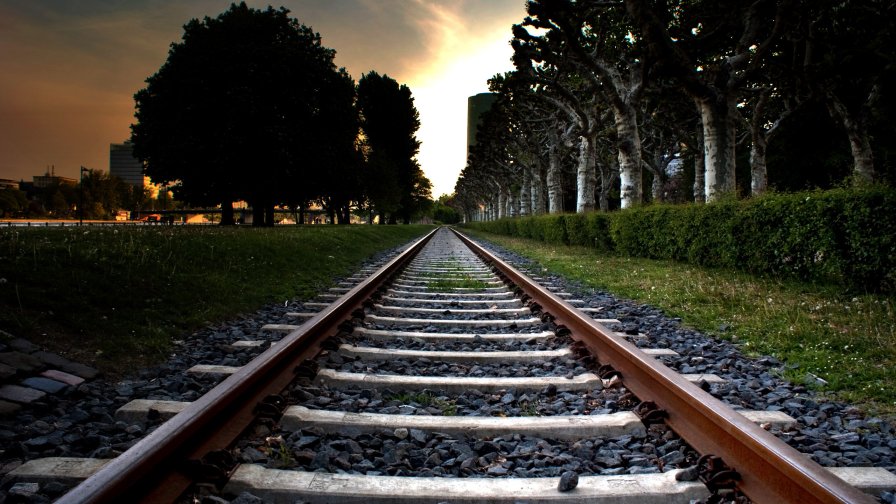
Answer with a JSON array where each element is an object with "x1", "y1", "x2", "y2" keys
[
  {"x1": 453, "y1": 0, "x2": 895, "y2": 221},
  {"x1": 132, "y1": 3, "x2": 431, "y2": 226},
  {"x1": 0, "y1": 171, "x2": 158, "y2": 220}
]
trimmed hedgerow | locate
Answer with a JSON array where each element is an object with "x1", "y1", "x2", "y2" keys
[{"x1": 463, "y1": 187, "x2": 896, "y2": 293}]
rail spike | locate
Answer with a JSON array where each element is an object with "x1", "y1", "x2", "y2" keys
[
  {"x1": 633, "y1": 400, "x2": 669, "y2": 425},
  {"x1": 294, "y1": 359, "x2": 319, "y2": 378},
  {"x1": 254, "y1": 394, "x2": 287, "y2": 419},
  {"x1": 184, "y1": 449, "x2": 237, "y2": 488},
  {"x1": 696, "y1": 454, "x2": 742, "y2": 499}
]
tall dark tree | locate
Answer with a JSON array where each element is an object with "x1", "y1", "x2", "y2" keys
[
  {"x1": 312, "y1": 67, "x2": 362, "y2": 224},
  {"x1": 131, "y1": 3, "x2": 345, "y2": 225},
  {"x1": 799, "y1": 0, "x2": 896, "y2": 184},
  {"x1": 357, "y1": 71, "x2": 431, "y2": 224}
]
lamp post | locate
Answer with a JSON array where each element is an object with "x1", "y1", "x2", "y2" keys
[{"x1": 79, "y1": 166, "x2": 89, "y2": 225}]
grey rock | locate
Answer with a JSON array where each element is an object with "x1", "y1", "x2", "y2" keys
[{"x1": 231, "y1": 492, "x2": 264, "y2": 504}]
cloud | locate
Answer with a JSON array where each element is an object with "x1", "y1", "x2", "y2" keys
[
  {"x1": 396, "y1": 0, "x2": 521, "y2": 196},
  {"x1": 0, "y1": 0, "x2": 526, "y2": 194}
]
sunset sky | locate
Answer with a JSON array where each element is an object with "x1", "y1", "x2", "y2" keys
[{"x1": 0, "y1": 0, "x2": 524, "y2": 197}]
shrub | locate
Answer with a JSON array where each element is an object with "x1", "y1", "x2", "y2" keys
[{"x1": 463, "y1": 187, "x2": 896, "y2": 293}]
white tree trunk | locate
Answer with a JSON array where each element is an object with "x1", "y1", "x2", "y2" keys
[
  {"x1": 826, "y1": 93, "x2": 875, "y2": 184},
  {"x1": 547, "y1": 146, "x2": 563, "y2": 213},
  {"x1": 651, "y1": 172, "x2": 664, "y2": 201},
  {"x1": 693, "y1": 128, "x2": 705, "y2": 204},
  {"x1": 846, "y1": 127, "x2": 875, "y2": 184},
  {"x1": 576, "y1": 135, "x2": 597, "y2": 213},
  {"x1": 697, "y1": 96, "x2": 738, "y2": 201},
  {"x1": 519, "y1": 168, "x2": 531, "y2": 217},
  {"x1": 749, "y1": 132, "x2": 768, "y2": 196},
  {"x1": 615, "y1": 106, "x2": 643, "y2": 209},
  {"x1": 505, "y1": 187, "x2": 515, "y2": 217},
  {"x1": 532, "y1": 165, "x2": 545, "y2": 215}
]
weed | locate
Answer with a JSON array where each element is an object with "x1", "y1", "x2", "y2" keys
[
  {"x1": 426, "y1": 276, "x2": 490, "y2": 291},
  {"x1": 519, "y1": 400, "x2": 540, "y2": 416}
]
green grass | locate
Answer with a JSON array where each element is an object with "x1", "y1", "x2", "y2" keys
[
  {"x1": 387, "y1": 391, "x2": 457, "y2": 415},
  {"x1": 463, "y1": 229, "x2": 896, "y2": 419},
  {"x1": 0, "y1": 224, "x2": 433, "y2": 377},
  {"x1": 426, "y1": 276, "x2": 490, "y2": 291}
]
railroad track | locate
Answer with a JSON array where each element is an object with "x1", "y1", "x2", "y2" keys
[{"x1": 11, "y1": 227, "x2": 895, "y2": 502}]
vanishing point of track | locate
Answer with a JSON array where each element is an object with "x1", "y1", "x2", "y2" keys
[{"x1": 51, "y1": 227, "x2": 879, "y2": 503}]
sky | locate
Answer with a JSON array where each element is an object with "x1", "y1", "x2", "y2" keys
[{"x1": 0, "y1": 0, "x2": 525, "y2": 198}]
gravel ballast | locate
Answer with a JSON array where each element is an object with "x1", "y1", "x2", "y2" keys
[{"x1": 1, "y1": 230, "x2": 894, "y2": 503}]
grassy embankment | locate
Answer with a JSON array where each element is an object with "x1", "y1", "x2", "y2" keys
[
  {"x1": 0, "y1": 224, "x2": 433, "y2": 377},
  {"x1": 462, "y1": 228, "x2": 896, "y2": 419}
]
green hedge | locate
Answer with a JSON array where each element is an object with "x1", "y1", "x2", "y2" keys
[{"x1": 464, "y1": 187, "x2": 896, "y2": 293}]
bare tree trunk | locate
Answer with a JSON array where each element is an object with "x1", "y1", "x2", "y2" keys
[
  {"x1": 693, "y1": 128, "x2": 706, "y2": 204},
  {"x1": 576, "y1": 135, "x2": 597, "y2": 213},
  {"x1": 532, "y1": 163, "x2": 546, "y2": 215},
  {"x1": 496, "y1": 190, "x2": 505, "y2": 219},
  {"x1": 748, "y1": 91, "x2": 770, "y2": 196},
  {"x1": 749, "y1": 131, "x2": 768, "y2": 196},
  {"x1": 615, "y1": 106, "x2": 643, "y2": 208},
  {"x1": 547, "y1": 146, "x2": 563, "y2": 213},
  {"x1": 826, "y1": 93, "x2": 875, "y2": 184},
  {"x1": 697, "y1": 95, "x2": 738, "y2": 201},
  {"x1": 519, "y1": 168, "x2": 531, "y2": 217},
  {"x1": 651, "y1": 171, "x2": 665, "y2": 202},
  {"x1": 508, "y1": 187, "x2": 516, "y2": 217}
]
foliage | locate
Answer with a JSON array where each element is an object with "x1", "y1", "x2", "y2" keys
[
  {"x1": 0, "y1": 189, "x2": 28, "y2": 217},
  {"x1": 430, "y1": 195, "x2": 461, "y2": 224},
  {"x1": 0, "y1": 225, "x2": 433, "y2": 376},
  {"x1": 132, "y1": 3, "x2": 353, "y2": 226},
  {"x1": 466, "y1": 187, "x2": 896, "y2": 293},
  {"x1": 4, "y1": 171, "x2": 162, "y2": 220},
  {"x1": 357, "y1": 71, "x2": 432, "y2": 224},
  {"x1": 454, "y1": 0, "x2": 896, "y2": 215}
]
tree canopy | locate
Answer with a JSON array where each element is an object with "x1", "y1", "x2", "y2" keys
[
  {"x1": 455, "y1": 0, "x2": 896, "y2": 221},
  {"x1": 132, "y1": 3, "x2": 429, "y2": 225},
  {"x1": 357, "y1": 71, "x2": 431, "y2": 224}
]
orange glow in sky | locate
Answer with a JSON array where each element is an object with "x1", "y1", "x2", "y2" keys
[{"x1": 0, "y1": 1, "x2": 522, "y2": 197}]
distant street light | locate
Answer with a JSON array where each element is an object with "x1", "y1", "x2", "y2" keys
[{"x1": 79, "y1": 166, "x2": 89, "y2": 225}]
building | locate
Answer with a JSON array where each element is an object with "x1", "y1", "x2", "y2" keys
[
  {"x1": 110, "y1": 142, "x2": 145, "y2": 187},
  {"x1": 466, "y1": 92, "x2": 498, "y2": 159},
  {"x1": 0, "y1": 179, "x2": 20, "y2": 190},
  {"x1": 33, "y1": 166, "x2": 76, "y2": 188}
]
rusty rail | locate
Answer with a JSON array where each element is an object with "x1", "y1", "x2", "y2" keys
[
  {"x1": 57, "y1": 228, "x2": 438, "y2": 504},
  {"x1": 452, "y1": 228, "x2": 874, "y2": 504}
]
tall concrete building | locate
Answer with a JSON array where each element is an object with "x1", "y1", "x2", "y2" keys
[
  {"x1": 466, "y1": 92, "x2": 498, "y2": 159},
  {"x1": 109, "y1": 142, "x2": 144, "y2": 187}
]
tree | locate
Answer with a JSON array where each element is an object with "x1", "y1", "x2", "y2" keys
[
  {"x1": 512, "y1": 19, "x2": 603, "y2": 213},
  {"x1": 431, "y1": 194, "x2": 461, "y2": 224},
  {"x1": 521, "y1": 0, "x2": 648, "y2": 209},
  {"x1": 357, "y1": 71, "x2": 431, "y2": 223},
  {"x1": 311, "y1": 67, "x2": 361, "y2": 224},
  {"x1": 624, "y1": 0, "x2": 791, "y2": 201},
  {"x1": 0, "y1": 188, "x2": 28, "y2": 218},
  {"x1": 132, "y1": 3, "x2": 348, "y2": 225},
  {"x1": 799, "y1": 0, "x2": 896, "y2": 185}
]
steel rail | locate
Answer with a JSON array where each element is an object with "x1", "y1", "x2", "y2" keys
[
  {"x1": 453, "y1": 228, "x2": 874, "y2": 504},
  {"x1": 57, "y1": 228, "x2": 439, "y2": 504}
]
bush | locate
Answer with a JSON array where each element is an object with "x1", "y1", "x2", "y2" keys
[{"x1": 463, "y1": 187, "x2": 896, "y2": 293}]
